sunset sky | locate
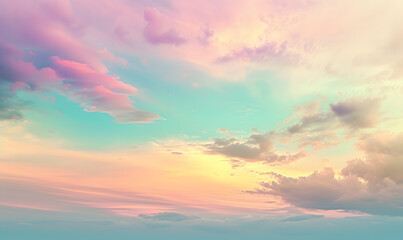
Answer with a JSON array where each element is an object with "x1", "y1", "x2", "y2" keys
[{"x1": 0, "y1": 0, "x2": 402, "y2": 239}]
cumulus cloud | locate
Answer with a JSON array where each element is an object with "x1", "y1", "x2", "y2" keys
[
  {"x1": 248, "y1": 131, "x2": 403, "y2": 216},
  {"x1": 207, "y1": 97, "x2": 382, "y2": 165},
  {"x1": 206, "y1": 133, "x2": 307, "y2": 165},
  {"x1": 282, "y1": 98, "x2": 382, "y2": 150},
  {"x1": 343, "y1": 132, "x2": 403, "y2": 186},
  {"x1": 143, "y1": 8, "x2": 187, "y2": 46}
]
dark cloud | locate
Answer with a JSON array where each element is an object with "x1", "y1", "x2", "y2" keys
[
  {"x1": 206, "y1": 133, "x2": 307, "y2": 165},
  {"x1": 208, "y1": 97, "x2": 384, "y2": 168}
]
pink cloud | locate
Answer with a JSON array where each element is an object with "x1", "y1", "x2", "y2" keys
[
  {"x1": 51, "y1": 56, "x2": 136, "y2": 94},
  {"x1": 0, "y1": 41, "x2": 159, "y2": 123},
  {"x1": 0, "y1": 42, "x2": 58, "y2": 89},
  {"x1": 0, "y1": 0, "x2": 107, "y2": 73},
  {"x1": 50, "y1": 56, "x2": 160, "y2": 123},
  {"x1": 0, "y1": 0, "x2": 160, "y2": 123}
]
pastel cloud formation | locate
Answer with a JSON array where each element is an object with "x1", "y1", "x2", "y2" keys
[
  {"x1": 216, "y1": 41, "x2": 299, "y2": 64},
  {"x1": 282, "y1": 98, "x2": 382, "y2": 150},
  {"x1": 51, "y1": 56, "x2": 159, "y2": 123},
  {"x1": 249, "y1": 132, "x2": 403, "y2": 216},
  {"x1": 0, "y1": 0, "x2": 402, "y2": 238},
  {"x1": 206, "y1": 97, "x2": 382, "y2": 166},
  {"x1": 0, "y1": 0, "x2": 159, "y2": 123}
]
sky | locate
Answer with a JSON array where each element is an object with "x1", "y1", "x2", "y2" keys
[{"x1": 0, "y1": 0, "x2": 402, "y2": 239}]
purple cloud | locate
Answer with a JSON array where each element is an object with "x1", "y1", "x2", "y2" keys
[
  {"x1": 143, "y1": 8, "x2": 187, "y2": 46},
  {"x1": 216, "y1": 41, "x2": 299, "y2": 64},
  {"x1": 0, "y1": 42, "x2": 57, "y2": 120},
  {"x1": 51, "y1": 56, "x2": 160, "y2": 123},
  {"x1": 330, "y1": 98, "x2": 381, "y2": 128}
]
